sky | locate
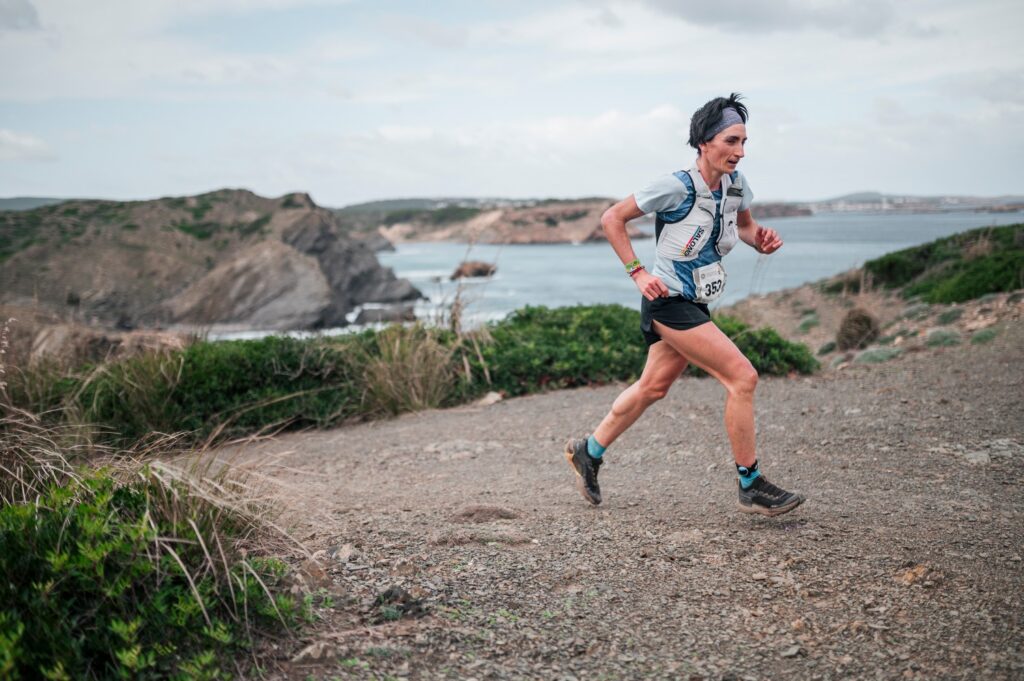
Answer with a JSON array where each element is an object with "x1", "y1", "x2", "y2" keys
[{"x1": 1, "y1": 0, "x2": 1022, "y2": 206}]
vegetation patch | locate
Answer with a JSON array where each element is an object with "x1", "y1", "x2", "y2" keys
[
  {"x1": 0, "y1": 414, "x2": 306, "y2": 680},
  {"x1": 970, "y1": 328, "x2": 999, "y2": 344},
  {"x1": 797, "y1": 313, "x2": 820, "y2": 333},
  {"x1": 854, "y1": 347, "x2": 902, "y2": 364},
  {"x1": 937, "y1": 307, "x2": 964, "y2": 324},
  {"x1": 175, "y1": 220, "x2": 222, "y2": 240},
  {"x1": 7, "y1": 305, "x2": 817, "y2": 447},
  {"x1": 925, "y1": 328, "x2": 961, "y2": 347},
  {"x1": 864, "y1": 224, "x2": 1024, "y2": 303}
]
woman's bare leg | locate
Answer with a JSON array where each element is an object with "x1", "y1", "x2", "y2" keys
[
  {"x1": 651, "y1": 320, "x2": 758, "y2": 467},
  {"x1": 592, "y1": 340, "x2": 689, "y2": 448}
]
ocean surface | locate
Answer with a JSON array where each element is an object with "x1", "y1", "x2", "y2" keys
[{"x1": 375, "y1": 210, "x2": 1024, "y2": 326}]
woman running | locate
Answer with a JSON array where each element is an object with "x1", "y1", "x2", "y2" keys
[{"x1": 565, "y1": 93, "x2": 804, "y2": 517}]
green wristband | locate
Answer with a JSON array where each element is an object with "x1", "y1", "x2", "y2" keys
[{"x1": 624, "y1": 258, "x2": 641, "y2": 274}]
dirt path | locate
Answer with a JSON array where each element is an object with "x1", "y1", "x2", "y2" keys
[{"x1": 229, "y1": 318, "x2": 1024, "y2": 681}]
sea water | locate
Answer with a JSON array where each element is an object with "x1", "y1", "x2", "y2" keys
[{"x1": 376, "y1": 210, "x2": 1024, "y2": 325}]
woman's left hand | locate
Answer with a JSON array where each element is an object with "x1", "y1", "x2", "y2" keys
[{"x1": 754, "y1": 225, "x2": 783, "y2": 254}]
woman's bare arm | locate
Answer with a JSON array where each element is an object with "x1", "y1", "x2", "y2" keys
[{"x1": 601, "y1": 197, "x2": 670, "y2": 300}]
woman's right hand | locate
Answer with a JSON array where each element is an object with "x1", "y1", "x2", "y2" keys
[{"x1": 632, "y1": 269, "x2": 670, "y2": 301}]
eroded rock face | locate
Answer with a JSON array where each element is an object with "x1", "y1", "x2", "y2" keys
[
  {"x1": 163, "y1": 241, "x2": 332, "y2": 330},
  {"x1": 282, "y1": 213, "x2": 420, "y2": 327}
]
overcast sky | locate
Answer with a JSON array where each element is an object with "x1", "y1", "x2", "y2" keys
[{"x1": 1, "y1": 0, "x2": 1022, "y2": 206}]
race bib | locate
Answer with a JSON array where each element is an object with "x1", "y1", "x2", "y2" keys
[{"x1": 692, "y1": 261, "x2": 726, "y2": 302}]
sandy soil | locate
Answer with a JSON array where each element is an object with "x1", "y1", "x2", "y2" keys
[{"x1": 218, "y1": 296, "x2": 1024, "y2": 680}]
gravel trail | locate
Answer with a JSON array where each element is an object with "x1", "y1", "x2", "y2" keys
[{"x1": 235, "y1": 318, "x2": 1024, "y2": 680}]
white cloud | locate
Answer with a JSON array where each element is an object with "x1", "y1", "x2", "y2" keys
[
  {"x1": 641, "y1": 0, "x2": 903, "y2": 37},
  {"x1": 0, "y1": 129, "x2": 55, "y2": 160}
]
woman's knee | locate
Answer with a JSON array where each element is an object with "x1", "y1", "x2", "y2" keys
[{"x1": 726, "y1": 363, "x2": 758, "y2": 396}]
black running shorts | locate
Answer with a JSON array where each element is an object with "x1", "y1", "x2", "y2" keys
[{"x1": 640, "y1": 295, "x2": 712, "y2": 346}]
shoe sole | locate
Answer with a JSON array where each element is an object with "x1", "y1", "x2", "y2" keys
[
  {"x1": 564, "y1": 439, "x2": 601, "y2": 506},
  {"x1": 738, "y1": 494, "x2": 805, "y2": 517}
]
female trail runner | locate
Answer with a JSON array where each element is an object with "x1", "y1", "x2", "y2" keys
[{"x1": 564, "y1": 93, "x2": 805, "y2": 517}]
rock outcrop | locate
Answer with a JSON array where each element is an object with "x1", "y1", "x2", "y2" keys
[
  {"x1": 450, "y1": 261, "x2": 497, "y2": 280},
  {"x1": 162, "y1": 241, "x2": 332, "y2": 329},
  {"x1": 0, "y1": 189, "x2": 422, "y2": 332}
]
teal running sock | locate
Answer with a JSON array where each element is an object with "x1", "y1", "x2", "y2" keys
[
  {"x1": 587, "y1": 435, "x2": 607, "y2": 459},
  {"x1": 736, "y1": 460, "x2": 761, "y2": 490}
]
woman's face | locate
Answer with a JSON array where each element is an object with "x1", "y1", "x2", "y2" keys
[{"x1": 699, "y1": 123, "x2": 747, "y2": 176}]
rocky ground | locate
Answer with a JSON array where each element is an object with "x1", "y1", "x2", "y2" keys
[{"x1": 219, "y1": 304, "x2": 1024, "y2": 680}]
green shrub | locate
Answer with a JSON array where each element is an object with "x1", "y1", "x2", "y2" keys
[
  {"x1": 925, "y1": 328, "x2": 961, "y2": 347},
  {"x1": 475, "y1": 305, "x2": 647, "y2": 396},
  {"x1": 0, "y1": 463, "x2": 302, "y2": 680},
  {"x1": 907, "y1": 251, "x2": 1024, "y2": 303},
  {"x1": 901, "y1": 303, "x2": 931, "y2": 320},
  {"x1": 971, "y1": 328, "x2": 999, "y2": 344},
  {"x1": 797, "y1": 313, "x2": 820, "y2": 333},
  {"x1": 854, "y1": 347, "x2": 902, "y2": 364},
  {"x1": 167, "y1": 336, "x2": 365, "y2": 441},
  {"x1": 864, "y1": 224, "x2": 1024, "y2": 303},
  {"x1": 56, "y1": 336, "x2": 365, "y2": 445},
  {"x1": 175, "y1": 221, "x2": 221, "y2": 240},
  {"x1": 685, "y1": 314, "x2": 818, "y2": 377},
  {"x1": 937, "y1": 307, "x2": 964, "y2": 324},
  {"x1": 719, "y1": 319, "x2": 819, "y2": 376}
]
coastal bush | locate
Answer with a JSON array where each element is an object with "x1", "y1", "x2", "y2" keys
[
  {"x1": 864, "y1": 224, "x2": 1024, "y2": 302},
  {"x1": 0, "y1": 414, "x2": 305, "y2": 680},
  {"x1": 970, "y1": 328, "x2": 998, "y2": 344},
  {"x1": 6, "y1": 306, "x2": 819, "y2": 445},
  {"x1": 715, "y1": 319, "x2": 819, "y2": 376},
  {"x1": 854, "y1": 347, "x2": 902, "y2": 364},
  {"x1": 798, "y1": 313, "x2": 820, "y2": 333},
  {"x1": 47, "y1": 336, "x2": 365, "y2": 445},
  {"x1": 906, "y1": 251, "x2": 1024, "y2": 303},
  {"x1": 937, "y1": 307, "x2": 964, "y2": 324},
  {"x1": 475, "y1": 305, "x2": 648, "y2": 395},
  {"x1": 925, "y1": 328, "x2": 961, "y2": 347}
]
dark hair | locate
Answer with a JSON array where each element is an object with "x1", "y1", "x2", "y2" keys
[{"x1": 688, "y1": 92, "x2": 748, "y2": 153}]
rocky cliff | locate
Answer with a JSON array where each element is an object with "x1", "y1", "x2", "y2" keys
[{"x1": 0, "y1": 189, "x2": 420, "y2": 331}]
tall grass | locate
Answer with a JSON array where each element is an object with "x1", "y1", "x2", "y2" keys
[
  {"x1": 0, "y1": 409, "x2": 308, "y2": 679},
  {"x1": 354, "y1": 324, "x2": 461, "y2": 415}
]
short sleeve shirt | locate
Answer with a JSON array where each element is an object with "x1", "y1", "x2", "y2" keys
[{"x1": 635, "y1": 171, "x2": 753, "y2": 216}]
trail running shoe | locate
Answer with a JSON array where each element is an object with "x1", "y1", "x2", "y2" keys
[
  {"x1": 564, "y1": 437, "x2": 603, "y2": 506},
  {"x1": 738, "y1": 475, "x2": 805, "y2": 517}
]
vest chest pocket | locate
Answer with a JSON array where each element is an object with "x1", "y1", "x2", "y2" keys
[{"x1": 717, "y1": 195, "x2": 742, "y2": 256}]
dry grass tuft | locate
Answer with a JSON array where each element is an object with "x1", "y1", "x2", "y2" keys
[{"x1": 355, "y1": 324, "x2": 460, "y2": 415}]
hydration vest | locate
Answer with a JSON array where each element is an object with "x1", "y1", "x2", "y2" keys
[{"x1": 654, "y1": 161, "x2": 742, "y2": 263}]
